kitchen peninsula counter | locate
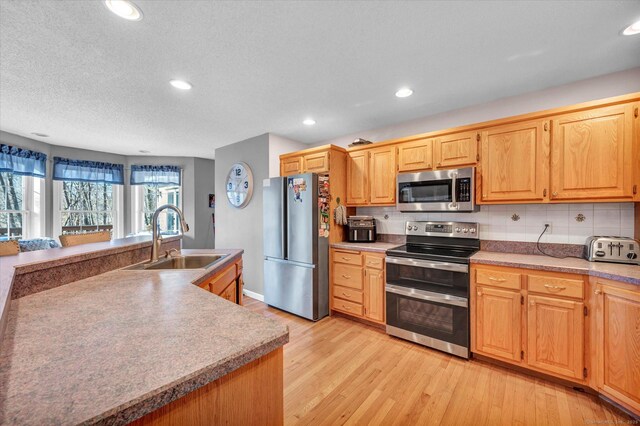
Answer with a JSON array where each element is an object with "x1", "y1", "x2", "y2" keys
[{"x1": 0, "y1": 248, "x2": 288, "y2": 425}]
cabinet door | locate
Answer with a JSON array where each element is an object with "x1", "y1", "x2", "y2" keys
[
  {"x1": 281, "y1": 156, "x2": 302, "y2": 176},
  {"x1": 346, "y1": 151, "x2": 368, "y2": 205},
  {"x1": 480, "y1": 120, "x2": 549, "y2": 202},
  {"x1": 550, "y1": 104, "x2": 634, "y2": 201},
  {"x1": 595, "y1": 283, "x2": 640, "y2": 413},
  {"x1": 527, "y1": 295, "x2": 584, "y2": 379},
  {"x1": 369, "y1": 146, "x2": 396, "y2": 204},
  {"x1": 634, "y1": 103, "x2": 640, "y2": 201},
  {"x1": 475, "y1": 286, "x2": 522, "y2": 363},
  {"x1": 397, "y1": 138, "x2": 433, "y2": 172},
  {"x1": 303, "y1": 151, "x2": 329, "y2": 173},
  {"x1": 364, "y1": 267, "x2": 385, "y2": 323},
  {"x1": 434, "y1": 131, "x2": 478, "y2": 169}
]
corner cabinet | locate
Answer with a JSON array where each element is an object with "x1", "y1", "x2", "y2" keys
[
  {"x1": 346, "y1": 146, "x2": 396, "y2": 206},
  {"x1": 550, "y1": 103, "x2": 634, "y2": 201},
  {"x1": 199, "y1": 258, "x2": 244, "y2": 305},
  {"x1": 592, "y1": 278, "x2": 640, "y2": 414},
  {"x1": 330, "y1": 248, "x2": 385, "y2": 324},
  {"x1": 478, "y1": 120, "x2": 550, "y2": 203}
]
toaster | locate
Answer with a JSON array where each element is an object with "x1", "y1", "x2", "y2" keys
[{"x1": 585, "y1": 236, "x2": 640, "y2": 265}]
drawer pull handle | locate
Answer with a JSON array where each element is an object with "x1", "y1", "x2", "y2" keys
[
  {"x1": 342, "y1": 274, "x2": 351, "y2": 279},
  {"x1": 342, "y1": 292, "x2": 351, "y2": 298},
  {"x1": 544, "y1": 284, "x2": 566, "y2": 291},
  {"x1": 343, "y1": 305, "x2": 351, "y2": 310},
  {"x1": 342, "y1": 257, "x2": 352, "y2": 261},
  {"x1": 594, "y1": 289, "x2": 602, "y2": 295},
  {"x1": 488, "y1": 276, "x2": 506, "y2": 282}
]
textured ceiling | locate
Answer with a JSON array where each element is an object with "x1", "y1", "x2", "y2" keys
[{"x1": 1, "y1": 1, "x2": 639, "y2": 159}]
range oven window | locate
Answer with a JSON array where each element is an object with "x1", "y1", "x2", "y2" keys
[
  {"x1": 398, "y1": 298, "x2": 453, "y2": 334},
  {"x1": 386, "y1": 261, "x2": 469, "y2": 298},
  {"x1": 398, "y1": 180, "x2": 452, "y2": 204}
]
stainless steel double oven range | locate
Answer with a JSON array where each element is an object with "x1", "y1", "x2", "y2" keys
[{"x1": 385, "y1": 221, "x2": 479, "y2": 358}]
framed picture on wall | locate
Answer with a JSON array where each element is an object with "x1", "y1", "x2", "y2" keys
[{"x1": 209, "y1": 194, "x2": 215, "y2": 208}]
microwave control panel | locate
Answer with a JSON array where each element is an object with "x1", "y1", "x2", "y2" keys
[{"x1": 456, "y1": 178, "x2": 472, "y2": 202}]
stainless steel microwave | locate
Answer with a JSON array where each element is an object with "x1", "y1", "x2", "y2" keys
[{"x1": 396, "y1": 167, "x2": 477, "y2": 212}]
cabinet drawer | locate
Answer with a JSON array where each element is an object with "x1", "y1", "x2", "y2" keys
[
  {"x1": 333, "y1": 297, "x2": 364, "y2": 316},
  {"x1": 528, "y1": 274, "x2": 584, "y2": 299},
  {"x1": 475, "y1": 268, "x2": 521, "y2": 290},
  {"x1": 364, "y1": 254, "x2": 384, "y2": 270},
  {"x1": 333, "y1": 264, "x2": 363, "y2": 289},
  {"x1": 333, "y1": 285, "x2": 364, "y2": 304},
  {"x1": 209, "y1": 264, "x2": 238, "y2": 295},
  {"x1": 333, "y1": 250, "x2": 362, "y2": 266}
]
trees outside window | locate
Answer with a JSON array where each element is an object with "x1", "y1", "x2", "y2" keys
[{"x1": 0, "y1": 172, "x2": 25, "y2": 239}]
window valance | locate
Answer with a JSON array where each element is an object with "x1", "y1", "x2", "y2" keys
[
  {"x1": 0, "y1": 144, "x2": 47, "y2": 178},
  {"x1": 53, "y1": 157, "x2": 124, "y2": 185},
  {"x1": 130, "y1": 165, "x2": 181, "y2": 186}
]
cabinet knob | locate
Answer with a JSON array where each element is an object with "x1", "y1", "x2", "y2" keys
[
  {"x1": 477, "y1": 290, "x2": 482, "y2": 296},
  {"x1": 595, "y1": 289, "x2": 602, "y2": 295},
  {"x1": 552, "y1": 191, "x2": 558, "y2": 197},
  {"x1": 530, "y1": 300, "x2": 535, "y2": 306}
]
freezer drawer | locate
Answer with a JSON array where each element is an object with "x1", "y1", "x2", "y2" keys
[{"x1": 264, "y1": 258, "x2": 326, "y2": 321}]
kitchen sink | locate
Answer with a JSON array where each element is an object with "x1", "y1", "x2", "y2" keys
[{"x1": 125, "y1": 255, "x2": 227, "y2": 270}]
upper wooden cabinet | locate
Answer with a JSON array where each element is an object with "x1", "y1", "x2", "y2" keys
[
  {"x1": 397, "y1": 138, "x2": 434, "y2": 172},
  {"x1": 346, "y1": 146, "x2": 396, "y2": 206},
  {"x1": 479, "y1": 120, "x2": 550, "y2": 203},
  {"x1": 280, "y1": 156, "x2": 302, "y2": 177},
  {"x1": 434, "y1": 131, "x2": 478, "y2": 169},
  {"x1": 550, "y1": 103, "x2": 634, "y2": 201},
  {"x1": 368, "y1": 146, "x2": 396, "y2": 204},
  {"x1": 302, "y1": 151, "x2": 329, "y2": 173},
  {"x1": 346, "y1": 151, "x2": 368, "y2": 205}
]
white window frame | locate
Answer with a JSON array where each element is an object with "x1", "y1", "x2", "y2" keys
[
  {"x1": 53, "y1": 180, "x2": 124, "y2": 239},
  {"x1": 0, "y1": 173, "x2": 44, "y2": 239},
  {"x1": 131, "y1": 183, "x2": 182, "y2": 235}
]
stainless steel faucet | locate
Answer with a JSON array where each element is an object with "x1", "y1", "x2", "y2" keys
[{"x1": 150, "y1": 204, "x2": 190, "y2": 263}]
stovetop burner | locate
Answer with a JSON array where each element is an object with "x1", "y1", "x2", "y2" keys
[{"x1": 386, "y1": 243, "x2": 479, "y2": 263}]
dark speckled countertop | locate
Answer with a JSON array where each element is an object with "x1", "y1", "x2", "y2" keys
[
  {"x1": 0, "y1": 249, "x2": 289, "y2": 425},
  {"x1": 471, "y1": 251, "x2": 640, "y2": 285}
]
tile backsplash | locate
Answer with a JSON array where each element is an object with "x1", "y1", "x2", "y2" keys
[{"x1": 357, "y1": 203, "x2": 635, "y2": 245}]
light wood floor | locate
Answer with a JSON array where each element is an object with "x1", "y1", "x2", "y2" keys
[{"x1": 244, "y1": 297, "x2": 631, "y2": 426}]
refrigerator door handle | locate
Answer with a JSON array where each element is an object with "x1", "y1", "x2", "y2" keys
[{"x1": 265, "y1": 257, "x2": 316, "y2": 269}]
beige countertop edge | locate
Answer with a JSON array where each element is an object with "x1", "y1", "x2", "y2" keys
[{"x1": 330, "y1": 241, "x2": 400, "y2": 253}]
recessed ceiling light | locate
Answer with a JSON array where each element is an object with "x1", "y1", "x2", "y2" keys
[
  {"x1": 303, "y1": 118, "x2": 316, "y2": 126},
  {"x1": 395, "y1": 88, "x2": 413, "y2": 98},
  {"x1": 31, "y1": 132, "x2": 49, "y2": 137},
  {"x1": 622, "y1": 20, "x2": 640, "y2": 35},
  {"x1": 139, "y1": 150, "x2": 150, "y2": 154},
  {"x1": 104, "y1": 0, "x2": 143, "y2": 21},
  {"x1": 169, "y1": 79, "x2": 192, "y2": 90}
]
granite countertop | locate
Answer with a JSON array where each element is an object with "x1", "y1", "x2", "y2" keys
[
  {"x1": 0, "y1": 249, "x2": 289, "y2": 425},
  {"x1": 471, "y1": 251, "x2": 640, "y2": 286},
  {"x1": 330, "y1": 241, "x2": 401, "y2": 253}
]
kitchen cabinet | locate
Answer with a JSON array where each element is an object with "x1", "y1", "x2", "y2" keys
[
  {"x1": 593, "y1": 278, "x2": 640, "y2": 415},
  {"x1": 475, "y1": 285, "x2": 522, "y2": 363},
  {"x1": 433, "y1": 131, "x2": 478, "y2": 169},
  {"x1": 330, "y1": 248, "x2": 385, "y2": 325},
  {"x1": 479, "y1": 120, "x2": 550, "y2": 203},
  {"x1": 471, "y1": 265, "x2": 587, "y2": 382},
  {"x1": 550, "y1": 103, "x2": 634, "y2": 201},
  {"x1": 346, "y1": 146, "x2": 396, "y2": 206},
  {"x1": 346, "y1": 151, "x2": 368, "y2": 205},
  {"x1": 368, "y1": 146, "x2": 396, "y2": 204},
  {"x1": 199, "y1": 258, "x2": 244, "y2": 305},
  {"x1": 302, "y1": 151, "x2": 329, "y2": 173},
  {"x1": 280, "y1": 156, "x2": 302, "y2": 177},
  {"x1": 397, "y1": 138, "x2": 434, "y2": 172}
]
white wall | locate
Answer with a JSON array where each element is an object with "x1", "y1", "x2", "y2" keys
[
  {"x1": 359, "y1": 203, "x2": 635, "y2": 245},
  {"x1": 214, "y1": 134, "x2": 270, "y2": 295},
  {"x1": 316, "y1": 67, "x2": 640, "y2": 148},
  {"x1": 267, "y1": 134, "x2": 306, "y2": 178}
]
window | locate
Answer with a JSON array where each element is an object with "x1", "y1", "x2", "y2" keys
[
  {"x1": 0, "y1": 172, "x2": 25, "y2": 239},
  {"x1": 132, "y1": 183, "x2": 181, "y2": 235}
]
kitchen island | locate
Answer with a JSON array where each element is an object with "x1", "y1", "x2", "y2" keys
[{"x1": 0, "y1": 246, "x2": 288, "y2": 425}]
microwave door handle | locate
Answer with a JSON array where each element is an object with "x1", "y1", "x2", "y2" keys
[{"x1": 450, "y1": 171, "x2": 458, "y2": 208}]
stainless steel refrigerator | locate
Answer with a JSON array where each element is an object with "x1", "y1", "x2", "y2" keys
[{"x1": 263, "y1": 173, "x2": 328, "y2": 321}]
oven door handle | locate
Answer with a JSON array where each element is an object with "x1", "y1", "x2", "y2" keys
[
  {"x1": 385, "y1": 256, "x2": 469, "y2": 273},
  {"x1": 385, "y1": 284, "x2": 468, "y2": 307}
]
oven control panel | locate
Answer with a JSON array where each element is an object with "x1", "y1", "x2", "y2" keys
[{"x1": 405, "y1": 221, "x2": 479, "y2": 239}]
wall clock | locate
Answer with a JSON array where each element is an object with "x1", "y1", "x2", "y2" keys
[{"x1": 225, "y1": 162, "x2": 254, "y2": 209}]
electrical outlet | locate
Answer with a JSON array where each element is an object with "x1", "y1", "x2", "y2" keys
[{"x1": 544, "y1": 223, "x2": 552, "y2": 234}]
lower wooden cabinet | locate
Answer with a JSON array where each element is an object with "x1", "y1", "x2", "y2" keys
[
  {"x1": 199, "y1": 258, "x2": 243, "y2": 305},
  {"x1": 331, "y1": 249, "x2": 385, "y2": 324},
  {"x1": 472, "y1": 265, "x2": 640, "y2": 417},
  {"x1": 593, "y1": 278, "x2": 640, "y2": 414}
]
